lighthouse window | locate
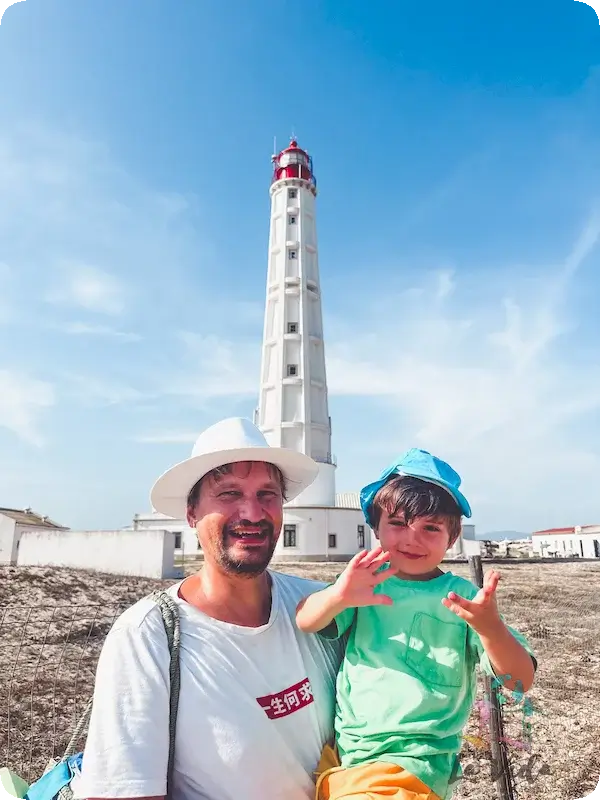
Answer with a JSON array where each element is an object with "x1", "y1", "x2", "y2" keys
[
  {"x1": 288, "y1": 250, "x2": 298, "y2": 260},
  {"x1": 288, "y1": 189, "x2": 297, "y2": 200},
  {"x1": 288, "y1": 215, "x2": 297, "y2": 225},
  {"x1": 287, "y1": 364, "x2": 298, "y2": 376},
  {"x1": 283, "y1": 524, "x2": 297, "y2": 547},
  {"x1": 328, "y1": 534, "x2": 337, "y2": 549},
  {"x1": 287, "y1": 322, "x2": 298, "y2": 334}
]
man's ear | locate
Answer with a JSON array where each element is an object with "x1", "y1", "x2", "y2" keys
[{"x1": 186, "y1": 508, "x2": 196, "y2": 528}]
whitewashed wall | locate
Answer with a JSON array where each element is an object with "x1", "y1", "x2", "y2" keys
[
  {"x1": 17, "y1": 528, "x2": 180, "y2": 578},
  {"x1": 0, "y1": 514, "x2": 17, "y2": 564},
  {"x1": 274, "y1": 506, "x2": 365, "y2": 560},
  {"x1": 132, "y1": 512, "x2": 198, "y2": 557},
  {"x1": 532, "y1": 533, "x2": 600, "y2": 558},
  {"x1": 288, "y1": 463, "x2": 336, "y2": 508}
]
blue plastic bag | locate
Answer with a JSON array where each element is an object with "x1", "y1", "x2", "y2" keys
[{"x1": 25, "y1": 755, "x2": 82, "y2": 800}]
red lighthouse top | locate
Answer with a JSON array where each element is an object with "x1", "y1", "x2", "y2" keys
[{"x1": 271, "y1": 139, "x2": 316, "y2": 188}]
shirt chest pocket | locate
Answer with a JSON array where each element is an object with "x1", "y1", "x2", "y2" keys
[{"x1": 403, "y1": 612, "x2": 467, "y2": 689}]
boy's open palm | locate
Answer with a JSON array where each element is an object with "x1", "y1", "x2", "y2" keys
[
  {"x1": 441, "y1": 568, "x2": 502, "y2": 637},
  {"x1": 334, "y1": 546, "x2": 393, "y2": 608}
]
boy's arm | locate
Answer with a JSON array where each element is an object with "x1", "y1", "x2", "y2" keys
[
  {"x1": 443, "y1": 569, "x2": 536, "y2": 693},
  {"x1": 477, "y1": 622, "x2": 536, "y2": 693},
  {"x1": 296, "y1": 584, "x2": 348, "y2": 633},
  {"x1": 296, "y1": 546, "x2": 392, "y2": 634}
]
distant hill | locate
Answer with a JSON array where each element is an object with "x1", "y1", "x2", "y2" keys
[{"x1": 476, "y1": 530, "x2": 531, "y2": 541}]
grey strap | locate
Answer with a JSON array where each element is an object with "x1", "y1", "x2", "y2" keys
[
  {"x1": 58, "y1": 590, "x2": 181, "y2": 800},
  {"x1": 148, "y1": 590, "x2": 182, "y2": 800},
  {"x1": 62, "y1": 697, "x2": 94, "y2": 759}
]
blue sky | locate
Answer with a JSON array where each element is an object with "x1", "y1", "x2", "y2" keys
[{"x1": 0, "y1": 0, "x2": 599, "y2": 534}]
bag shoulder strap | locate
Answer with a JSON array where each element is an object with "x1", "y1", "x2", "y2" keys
[
  {"x1": 61, "y1": 589, "x2": 181, "y2": 799},
  {"x1": 147, "y1": 590, "x2": 181, "y2": 799}
]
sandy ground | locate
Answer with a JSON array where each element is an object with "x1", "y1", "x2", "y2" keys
[{"x1": 0, "y1": 560, "x2": 599, "y2": 800}]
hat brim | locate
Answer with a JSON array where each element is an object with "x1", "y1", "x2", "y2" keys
[{"x1": 150, "y1": 446, "x2": 320, "y2": 519}]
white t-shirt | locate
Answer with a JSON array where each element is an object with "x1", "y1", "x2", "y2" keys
[{"x1": 73, "y1": 571, "x2": 344, "y2": 800}]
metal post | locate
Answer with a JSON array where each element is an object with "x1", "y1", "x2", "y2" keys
[{"x1": 468, "y1": 555, "x2": 515, "y2": 800}]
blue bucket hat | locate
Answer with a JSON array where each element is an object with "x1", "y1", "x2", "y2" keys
[{"x1": 360, "y1": 448, "x2": 472, "y2": 528}]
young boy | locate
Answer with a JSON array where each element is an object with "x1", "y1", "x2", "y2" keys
[{"x1": 297, "y1": 448, "x2": 536, "y2": 800}]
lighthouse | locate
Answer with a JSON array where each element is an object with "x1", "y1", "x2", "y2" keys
[
  {"x1": 128, "y1": 139, "x2": 474, "y2": 564},
  {"x1": 131, "y1": 140, "x2": 370, "y2": 564},
  {"x1": 255, "y1": 140, "x2": 336, "y2": 508},
  {"x1": 254, "y1": 140, "x2": 365, "y2": 560}
]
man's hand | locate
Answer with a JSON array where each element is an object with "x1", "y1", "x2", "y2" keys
[
  {"x1": 332, "y1": 546, "x2": 393, "y2": 608},
  {"x1": 441, "y1": 568, "x2": 503, "y2": 637}
]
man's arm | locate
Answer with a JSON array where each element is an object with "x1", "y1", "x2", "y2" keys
[
  {"x1": 74, "y1": 603, "x2": 171, "y2": 800},
  {"x1": 88, "y1": 796, "x2": 164, "y2": 800}
]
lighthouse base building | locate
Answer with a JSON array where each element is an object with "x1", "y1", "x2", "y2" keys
[
  {"x1": 129, "y1": 497, "x2": 367, "y2": 563},
  {"x1": 273, "y1": 493, "x2": 367, "y2": 562}
]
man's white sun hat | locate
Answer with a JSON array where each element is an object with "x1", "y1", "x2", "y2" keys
[{"x1": 150, "y1": 417, "x2": 320, "y2": 519}]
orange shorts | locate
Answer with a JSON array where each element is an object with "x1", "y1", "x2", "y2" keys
[{"x1": 315, "y1": 744, "x2": 441, "y2": 800}]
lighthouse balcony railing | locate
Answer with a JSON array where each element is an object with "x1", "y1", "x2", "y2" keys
[{"x1": 315, "y1": 453, "x2": 337, "y2": 467}]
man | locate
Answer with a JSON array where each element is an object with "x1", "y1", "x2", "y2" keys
[{"x1": 74, "y1": 417, "x2": 344, "y2": 800}]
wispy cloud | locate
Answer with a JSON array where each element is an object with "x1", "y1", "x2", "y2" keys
[
  {"x1": 134, "y1": 431, "x2": 199, "y2": 444},
  {"x1": 163, "y1": 331, "x2": 260, "y2": 401},
  {"x1": 0, "y1": 125, "x2": 214, "y2": 450},
  {"x1": 0, "y1": 369, "x2": 54, "y2": 446},
  {"x1": 0, "y1": 262, "x2": 12, "y2": 324},
  {"x1": 435, "y1": 269, "x2": 455, "y2": 302},
  {"x1": 326, "y1": 212, "x2": 600, "y2": 530},
  {"x1": 60, "y1": 322, "x2": 141, "y2": 342},
  {"x1": 489, "y1": 210, "x2": 600, "y2": 372},
  {"x1": 0, "y1": 125, "x2": 211, "y2": 318},
  {"x1": 46, "y1": 262, "x2": 126, "y2": 315},
  {"x1": 63, "y1": 374, "x2": 144, "y2": 407}
]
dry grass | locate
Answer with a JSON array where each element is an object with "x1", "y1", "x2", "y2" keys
[{"x1": 1, "y1": 560, "x2": 599, "y2": 800}]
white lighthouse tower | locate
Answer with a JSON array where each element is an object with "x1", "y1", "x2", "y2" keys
[
  {"x1": 255, "y1": 140, "x2": 336, "y2": 507},
  {"x1": 255, "y1": 140, "x2": 365, "y2": 560},
  {"x1": 130, "y1": 140, "x2": 368, "y2": 565}
]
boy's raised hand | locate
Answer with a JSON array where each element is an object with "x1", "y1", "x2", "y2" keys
[
  {"x1": 441, "y1": 568, "x2": 503, "y2": 637},
  {"x1": 333, "y1": 546, "x2": 393, "y2": 608}
]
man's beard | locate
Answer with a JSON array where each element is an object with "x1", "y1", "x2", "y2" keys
[{"x1": 216, "y1": 520, "x2": 277, "y2": 577}]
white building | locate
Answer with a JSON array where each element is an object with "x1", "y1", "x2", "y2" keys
[
  {"x1": 0, "y1": 507, "x2": 68, "y2": 564},
  {"x1": 532, "y1": 525, "x2": 600, "y2": 558},
  {"x1": 449, "y1": 523, "x2": 481, "y2": 559},
  {"x1": 0, "y1": 506, "x2": 179, "y2": 579},
  {"x1": 131, "y1": 511, "x2": 199, "y2": 558}
]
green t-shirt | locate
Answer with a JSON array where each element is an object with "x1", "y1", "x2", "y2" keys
[{"x1": 320, "y1": 570, "x2": 535, "y2": 800}]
